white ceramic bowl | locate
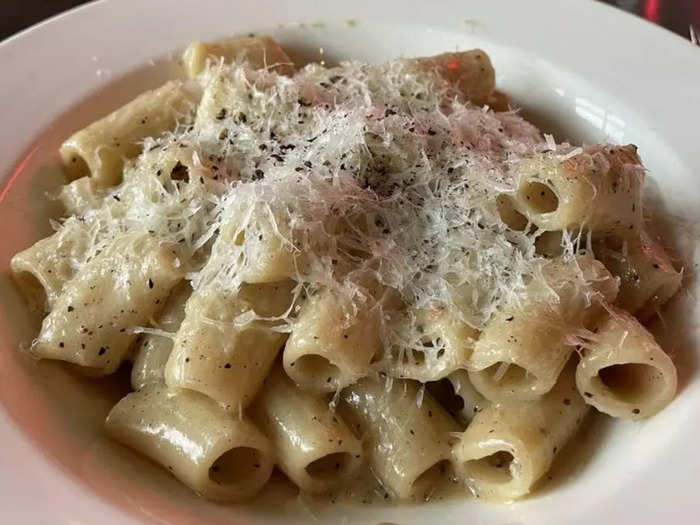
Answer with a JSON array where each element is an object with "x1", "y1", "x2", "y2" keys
[{"x1": 1, "y1": 1, "x2": 699, "y2": 523}]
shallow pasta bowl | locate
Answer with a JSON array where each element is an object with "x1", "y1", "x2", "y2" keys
[{"x1": 1, "y1": 0, "x2": 699, "y2": 523}]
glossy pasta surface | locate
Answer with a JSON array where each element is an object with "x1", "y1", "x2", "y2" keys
[{"x1": 11, "y1": 36, "x2": 683, "y2": 505}]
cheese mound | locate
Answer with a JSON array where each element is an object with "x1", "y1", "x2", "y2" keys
[{"x1": 59, "y1": 58, "x2": 555, "y2": 333}]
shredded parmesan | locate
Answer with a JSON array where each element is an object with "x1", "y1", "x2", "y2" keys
[{"x1": 57, "y1": 56, "x2": 573, "y2": 344}]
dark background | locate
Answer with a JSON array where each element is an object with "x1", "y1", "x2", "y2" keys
[{"x1": 1, "y1": 0, "x2": 699, "y2": 42}]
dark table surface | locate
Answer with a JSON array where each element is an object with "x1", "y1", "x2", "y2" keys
[{"x1": 1, "y1": 0, "x2": 699, "y2": 43}]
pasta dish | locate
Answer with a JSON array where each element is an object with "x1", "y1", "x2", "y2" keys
[{"x1": 10, "y1": 35, "x2": 682, "y2": 504}]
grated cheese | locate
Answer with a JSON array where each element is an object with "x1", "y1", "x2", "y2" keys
[{"x1": 56, "y1": 56, "x2": 584, "y2": 346}]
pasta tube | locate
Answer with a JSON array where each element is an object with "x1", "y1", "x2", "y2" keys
[
  {"x1": 453, "y1": 362, "x2": 587, "y2": 501},
  {"x1": 576, "y1": 307, "x2": 677, "y2": 419},
  {"x1": 340, "y1": 378, "x2": 460, "y2": 500},
  {"x1": 511, "y1": 145, "x2": 644, "y2": 237},
  {"x1": 382, "y1": 308, "x2": 479, "y2": 382},
  {"x1": 283, "y1": 288, "x2": 382, "y2": 393},
  {"x1": 183, "y1": 35, "x2": 294, "y2": 78},
  {"x1": 595, "y1": 230, "x2": 682, "y2": 321},
  {"x1": 235, "y1": 204, "x2": 300, "y2": 284},
  {"x1": 131, "y1": 281, "x2": 192, "y2": 390},
  {"x1": 60, "y1": 81, "x2": 199, "y2": 187},
  {"x1": 165, "y1": 281, "x2": 292, "y2": 410},
  {"x1": 105, "y1": 386, "x2": 274, "y2": 502},
  {"x1": 10, "y1": 220, "x2": 91, "y2": 313},
  {"x1": 56, "y1": 176, "x2": 105, "y2": 215},
  {"x1": 468, "y1": 256, "x2": 618, "y2": 401},
  {"x1": 32, "y1": 233, "x2": 182, "y2": 375},
  {"x1": 410, "y1": 50, "x2": 495, "y2": 105},
  {"x1": 251, "y1": 365, "x2": 363, "y2": 493}
]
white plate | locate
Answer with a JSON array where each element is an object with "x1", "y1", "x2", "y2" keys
[{"x1": 1, "y1": 1, "x2": 699, "y2": 523}]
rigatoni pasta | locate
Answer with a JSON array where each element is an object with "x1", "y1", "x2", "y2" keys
[
  {"x1": 56, "y1": 176, "x2": 104, "y2": 215},
  {"x1": 576, "y1": 307, "x2": 677, "y2": 419},
  {"x1": 252, "y1": 365, "x2": 363, "y2": 493},
  {"x1": 12, "y1": 36, "x2": 684, "y2": 508},
  {"x1": 595, "y1": 230, "x2": 682, "y2": 321},
  {"x1": 182, "y1": 35, "x2": 294, "y2": 79},
  {"x1": 60, "y1": 81, "x2": 200, "y2": 187},
  {"x1": 511, "y1": 145, "x2": 645, "y2": 237},
  {"x1": 454, "y1": 362, "x2": 587, "y2": 501},
  {"x1": 10, "y1": 219, "x2": 91, "y2": 312},
  {"x1": 130, "y1": 281, "x2": 192, "y2": 390},
  {"x1": 409, "y1": 49, "x2": 495, "y2": 104},
  {"x1": 164, "y1": 283, "x2": 290, "y2": 410},
  {"x1": 381, "y1": 308, "x2": 479, "y2": 382},
  {"x1": 341, "y1": 378, "x2": 460, "y2": 500},
  {"x1": 105, "y1": 386, "x2": 274, "y2": 502},
  {"x1": 467, "y1": 256, "x2": 618, "y2": 402},
  {"x1": 31, "y1": 233, "x2": 182, "y2": 375},
  {"x1": 283, "y1": 287, "x2": 382, "y2": 392}
]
